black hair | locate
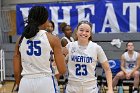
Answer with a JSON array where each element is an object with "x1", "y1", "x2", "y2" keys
[
  {"x1": 49, "y1": 20, "x2": 55, "y2": 30},
  {"x1": 22, "y1": 6, "x2": 48, "y2": 39},
  {"x1": 60, "y1": 22, "x2": 71, "y2": 33}
]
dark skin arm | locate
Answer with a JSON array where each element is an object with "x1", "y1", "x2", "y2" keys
[
  {"x1": 13, "y1": 37, "x2": 22, "y2": 86},
  {"x1": 47, "y1": 33, "x2": 66, "y2": 74}
]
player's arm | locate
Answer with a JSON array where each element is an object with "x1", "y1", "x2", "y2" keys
[
  {"x1": 130, "y1": 53, "x2": 140, "y2": 75},
  {"x1": 101, "y1": 61, "x2": 113, "y2": 93},
  {"x1": 13, "y1": 37, "x2": 22, "y2": 86},
  {"x1": 120, "y1": 55, "x2": 127, "y2": 74},
  {"x1": 48, "y1": 34, "x2": 66, "y2": 74},
  {"x1": 97, "y1": 45, "x2": 113, "y2": 93}
]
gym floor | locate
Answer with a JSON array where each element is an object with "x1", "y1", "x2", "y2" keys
[
  {"x1": 0, "y1": 81, "x2": 64, "y2": 93},
  {"x1": 0, "y1": 81, "x2": 133, "y2": 93},
  {"x1": 0, "y1": 81, "x2": 17, "y2": 93}
]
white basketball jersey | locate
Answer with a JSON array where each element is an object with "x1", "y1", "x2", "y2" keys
[
  {"x1": 19, "y1": 30, "x2": 54, "y2": 78},
  {"x1": 66, "y1": 41, "x2": 107, "y2": 82},
  {"x1": 61, "y1": 36, "x2": 74, "y2": 43},
  {"x1": 123, "y1": 51, "x2": 138, "y2": 70}
]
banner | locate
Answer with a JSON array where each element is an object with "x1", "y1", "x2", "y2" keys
[{"x1": 16, "y1": 0, "x2": 140, "y2": 35}]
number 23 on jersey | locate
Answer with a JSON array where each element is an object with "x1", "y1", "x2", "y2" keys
[{"x1": 75, "y1": 64, "x2": 88, "y2": 76}]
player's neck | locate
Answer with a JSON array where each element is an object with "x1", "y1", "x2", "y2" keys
[
  {"x1": 78, "y1": 40, "x2": 89, "y2": 46},
  {"x1": 127, "y1": 50, "x2": 134, "y2": 55}
]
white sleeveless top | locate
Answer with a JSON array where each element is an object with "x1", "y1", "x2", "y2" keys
[
  {"x1": 19, "y1": 30, "x2": 54, "y2": 78},
  {"x1": 123, "y1": 51, "x2": 138, "y2": 70},
  {"x1": 61, "y1": 36, "x2": 74, "y2": 43},
  {"x1": 66, "y1": 41, "x2": 107, "y2": 82}
]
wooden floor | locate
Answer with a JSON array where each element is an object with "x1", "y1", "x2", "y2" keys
[
  {"x1": 0, "y1": 81, "x2": 17, "y2": 93},
  {"x1": 0, "y1": 81, "x2": 132, "y2": 93},
  {"x1": 0, "y1": 81, "x2": 64, "y2": 93}
]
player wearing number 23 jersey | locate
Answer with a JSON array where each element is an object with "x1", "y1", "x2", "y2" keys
[
  {"x1": 66, "y1": 41, "x2": 107, "y2": 82},
  {"x1": 65, "y1": 41, "x2": 108, "y2": 93},
  {"x1": 65, "y1": 21, "x2": 113, "y2": 93}
]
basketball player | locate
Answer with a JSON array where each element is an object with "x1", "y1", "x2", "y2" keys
[
  {"x1": 56, "y1": 22, "x2": 75, "y2": 82},
  {"x1": 46, "y1": 20, "x2": 57, "y2": 36},
  {"x1": 112, "y1": 42, "x2": 140, "y2": 93},
  {"x1": 60, "y1": 22, "x2": 74, "y2": 47},
  {"x1": 13, "y1": 6, "x2": 66, "y2": 93},
  {"x1": 45, "y1": 20, "x2": 60, "y2": 80},
  {"x1": 65, "y1": 21, "x2": 113, "y2": 93}
]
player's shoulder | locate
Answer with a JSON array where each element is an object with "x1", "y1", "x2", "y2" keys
[
  {"x1": 121, "y1": 52, "x2": 127, "y2": 58},
  {"x1": 67, "y1": 41, "x2": 77, "y2": 45},
  {"x1": 47, "y1": 33, "x2": 60, "y2": 42},
  {"x1": 134, "y1": 51, "x2": 139, "y2": 54},
  {"x1": 89, "y1": 41, "x2": 101, "y2": 48},
  {"x1": 46, "y1": 32, "x2": 61, "y2": 48},
  {"x1": 65, "y1": 41, "x2": 77, "y2": 49}
]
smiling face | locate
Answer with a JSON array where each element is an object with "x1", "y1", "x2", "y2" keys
[
  {"x1": 48, "y1": 22, "x2": 54, "y2": 32},
  {"x1": 45, "y1": 21, "x2": 54, "y2": 33},
  {"x1": 64, "y1": 25, "x2": 72, "y2": 38},
  {"x1": 76, "y1": 23, "x2": 92, "y2": 42}
]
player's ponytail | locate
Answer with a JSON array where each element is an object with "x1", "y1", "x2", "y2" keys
[{"x1": 22, "y1": 6, "x2": 48, "y2": 39}]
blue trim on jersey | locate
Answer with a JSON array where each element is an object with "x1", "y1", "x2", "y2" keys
[
  {"x1": 50, "y1": 59, "x2": 57, "y2": 93},
  {"x1": 49, "y1": 51, "x2": 57, "y2": 93},
  {"x1": 49, "y1": 51, "x2": 55, "y2": 74},
  {"x1": 52, "y1": 76, "x2": 57, "y2": 93},
  {"x1": 64, "y1": 84, "x2": 67, "y2": 93}
]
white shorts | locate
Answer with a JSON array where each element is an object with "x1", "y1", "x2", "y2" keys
[
  {"x1": 18, "y1": 76, "x2": 60, "y2": 93},
  {"x1": 65, "y1": 80, "x2": 98, "y2": 93}
]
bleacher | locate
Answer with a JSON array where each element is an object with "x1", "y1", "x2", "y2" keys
[
  {"x1": 1, "y1": 43, "x2": 15, "y2": 80},
  {"x1": 93, "y1": 33, "x2": 140, "y2": 93}
]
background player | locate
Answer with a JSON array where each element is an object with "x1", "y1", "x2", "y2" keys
[{"x1": 112, "y1": 42, "x2": 140, "y2": 93}]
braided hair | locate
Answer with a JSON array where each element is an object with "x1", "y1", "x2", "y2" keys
[
  {"x1": 60, "y1": 22, "x2": 69, "y2": 33},
  {"x1": 22, "y1": 6, "x2": 48, "y2": 39}
]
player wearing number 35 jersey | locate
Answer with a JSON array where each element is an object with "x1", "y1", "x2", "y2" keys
[
  {"x1": 13, "y1": 6, "x2": 66, "y2": 93},
  {"x1": 65, "y1": 21, "x2": 113, "y2": 93}
]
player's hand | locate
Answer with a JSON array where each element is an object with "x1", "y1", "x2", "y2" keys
[
  {"x1": 126, "y1": 73, "x2": 131, "y2": 79},
  {"x1": 62, "y1": 47, "x2": 68, "y2": 56},
  {"x1": 107, "y1": 90, "x2": 114, "y2": 93}
]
